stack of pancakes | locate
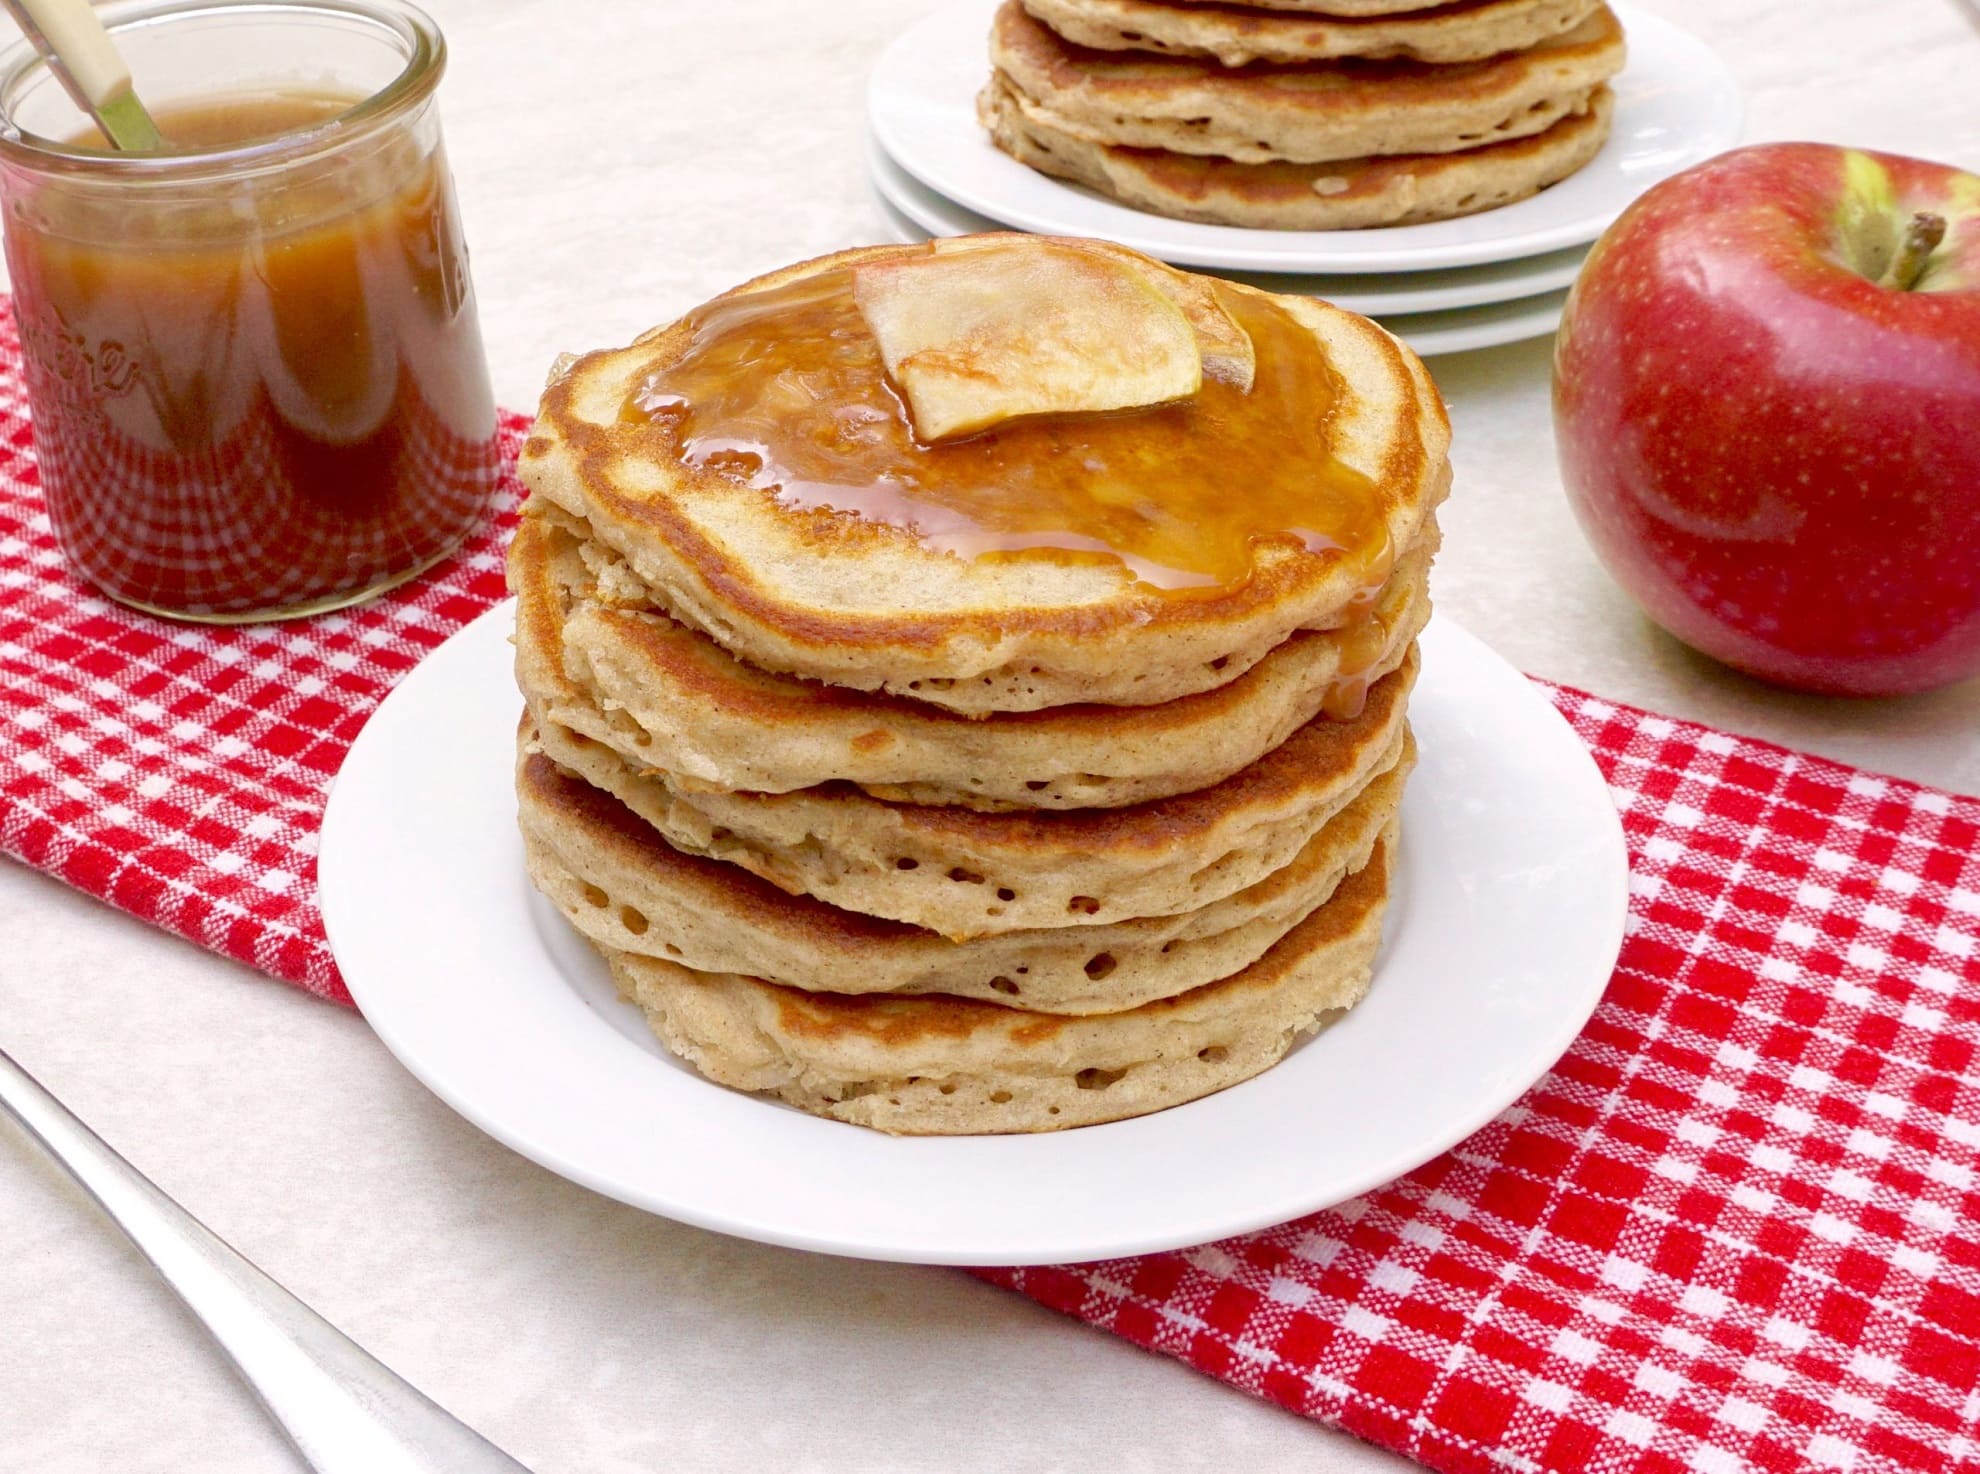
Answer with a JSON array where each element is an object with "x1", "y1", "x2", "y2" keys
[
  {"x1": 510, "y1": 234, "x2": 1450, "y2": 1134},
  {"x1": 978, "y1": 0, "x2": 1627, "y2": 229}
]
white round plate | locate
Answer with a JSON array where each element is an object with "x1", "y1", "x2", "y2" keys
[
  {"x1": 872, "y1": 188, "x2": 1565, "y2": 355},
  {"x1": 1381, "y1": 286, "x2": 1568, "y2": 356},
  {"x1": 867, "y1": 0, "x2": 1740, "y2": 273},
  {"x1": 322, "y1": 607, "x2": 1627, "y2": 1265},
  {"x1": 870, "y1": 134, "x2": 1591, "y2": 314}
]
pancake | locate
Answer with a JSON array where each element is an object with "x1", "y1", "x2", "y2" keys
[
  {"x1": 1163, "y1": 0, "x2": 1474, "y2": 12},
  {"x1": 983, "y1": 74, "x2": 1614, "y2": 229},
  {"x1": 602, "y1": 827, "x2": 1397, "y2": 1134},
  {"x1": 519, "y1": 238, "x2": 1449, "y2": 716},
  {"x1": 1022, "y1": 0, "x2": 1601, "y2": 68},
  {"x1": 519, "y1": 730, "x2": 1410, "y2": 1014},
  {"x1": 511, "y1": 497, "x2": 1436, "y2": 810},
  {"x1": 525, "y1": 647, "x2": 1416, "y2": 939},
  {"x1": 988, "y1": 1, "x2": 1626, "y2": 165}
]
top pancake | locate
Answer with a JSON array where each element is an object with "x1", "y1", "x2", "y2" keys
[
  {"x1": 519, "y1": 236, "x2": 1448, "y2": 715},
  {"x1": 1021, "y1": 0, "x2": 1602, "y2": 68},
  {"x1": 989, "y1": 1, "x2": 1627, "y2": 165}
]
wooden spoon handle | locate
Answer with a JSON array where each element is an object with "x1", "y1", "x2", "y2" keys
[{"x1": 1, "y1": 0, "x2": 162, "y2": 147}]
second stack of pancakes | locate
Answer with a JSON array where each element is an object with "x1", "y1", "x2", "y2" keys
[
  {"x1": 510, "y1": 233, "x2": 1450, "y2": 1133},
  {"x1": 980, "y1": 0, "x2": 1627, "y2": 228}
]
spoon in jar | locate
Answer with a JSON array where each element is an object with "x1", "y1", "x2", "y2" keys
[{"x1": 0, "y1": 0, "x2": 162, "y2": 149}]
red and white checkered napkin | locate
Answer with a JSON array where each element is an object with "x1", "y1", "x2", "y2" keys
[{"x1": 0, "y1": 304, "x2": 1975, "y2": 1473}]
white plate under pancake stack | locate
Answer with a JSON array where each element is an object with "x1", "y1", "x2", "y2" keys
[{"x1": 866, "y1": 0, "x2": 1741, "y2": 356}]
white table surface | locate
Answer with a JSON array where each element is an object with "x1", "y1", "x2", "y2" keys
[{"x1": 4, "y1": 3, "x2": 1977, "y2": 1470}]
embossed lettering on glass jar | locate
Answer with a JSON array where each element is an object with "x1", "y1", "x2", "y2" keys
[{"x1": 0, "y1": 0, "x2": 499, "y2": 622}]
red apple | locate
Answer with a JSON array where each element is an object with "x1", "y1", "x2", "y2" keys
[{"x1": 1553, "y1": 143, "x2": 1980, "y2": 696}]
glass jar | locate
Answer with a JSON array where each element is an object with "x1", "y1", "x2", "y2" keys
[{"x1": 0, "y1": 0, "x2": 500, "y2": 622}]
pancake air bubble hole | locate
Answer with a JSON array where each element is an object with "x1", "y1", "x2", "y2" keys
[
  {"x1": 1068, "y1": 896, "x2": 1102, "y2": 915},
  {"x1": 1075, "y1": 1067, "x2": 1127, "y2": 1091},
  {"x1": 1084, "y1": 953, "x2": 1117, "y2": 980},
  {"x1": 948, "y1": 867, "x2": 985, "y2": 885},
  {"x1": 895, "y1": 857, "x2": 919, "y2": 870},
  {"x1": 582, "y1": 884, "x2": 609, "y2": 908},
  {"x1": 1198, "y1": 1046, "x2": 1229, "y2": 1064},
  {"x1": 990, "y1": 976, "x2": 1020, "y2": 995},
  {"x1": 989, "y1": 1091, "x2": 1013, "y2": 1104},
  {"x1": 997, "y1": 887, "x2": 1017, "y2": 902},
  {"x1": 619, "y1": 907, "x2": 649, "y2": 936}
]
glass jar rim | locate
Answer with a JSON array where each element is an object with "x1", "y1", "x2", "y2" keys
[{"x1": 0, "y1": 0, "x2": 445, "y2": 179}]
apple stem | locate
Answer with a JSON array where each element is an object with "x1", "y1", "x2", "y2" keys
[{"x1": 1887, "y1": 211, "x2": 1947, "y2": 291}]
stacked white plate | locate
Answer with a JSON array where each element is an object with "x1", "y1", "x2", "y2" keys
[{"x1": 867, "y1": 0, "x2": 1741, "y2": 356}]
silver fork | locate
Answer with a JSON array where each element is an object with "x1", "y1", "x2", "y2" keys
[{"x1": 0, "y1": 1045, "x2": 538, "y2": 1474}]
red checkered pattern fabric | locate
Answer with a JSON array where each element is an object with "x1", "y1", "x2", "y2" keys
[{"x1": 0, "y1": 301, "x2": 1974, "y2": 1472}]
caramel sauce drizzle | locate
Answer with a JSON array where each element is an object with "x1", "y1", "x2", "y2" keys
[{"x1": 623, "y1": 263, "x2": 1388, "y2": 595}]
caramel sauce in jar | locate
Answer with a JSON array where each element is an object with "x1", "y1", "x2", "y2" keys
[
  {"x1": 1, "y1": 82, "x2": 499, "y2": 620},
  {"x1": 624, "y1": 264, "x2": 1387, "y2": 595}
]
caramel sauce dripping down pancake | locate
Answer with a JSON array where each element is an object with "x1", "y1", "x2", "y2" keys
[
  {"x1": 519, "y1": 239, "x2": 1447, "y2": 713},
  {"x1": 624, "y1": 266, "x2": 1380, "y2": 593}
]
